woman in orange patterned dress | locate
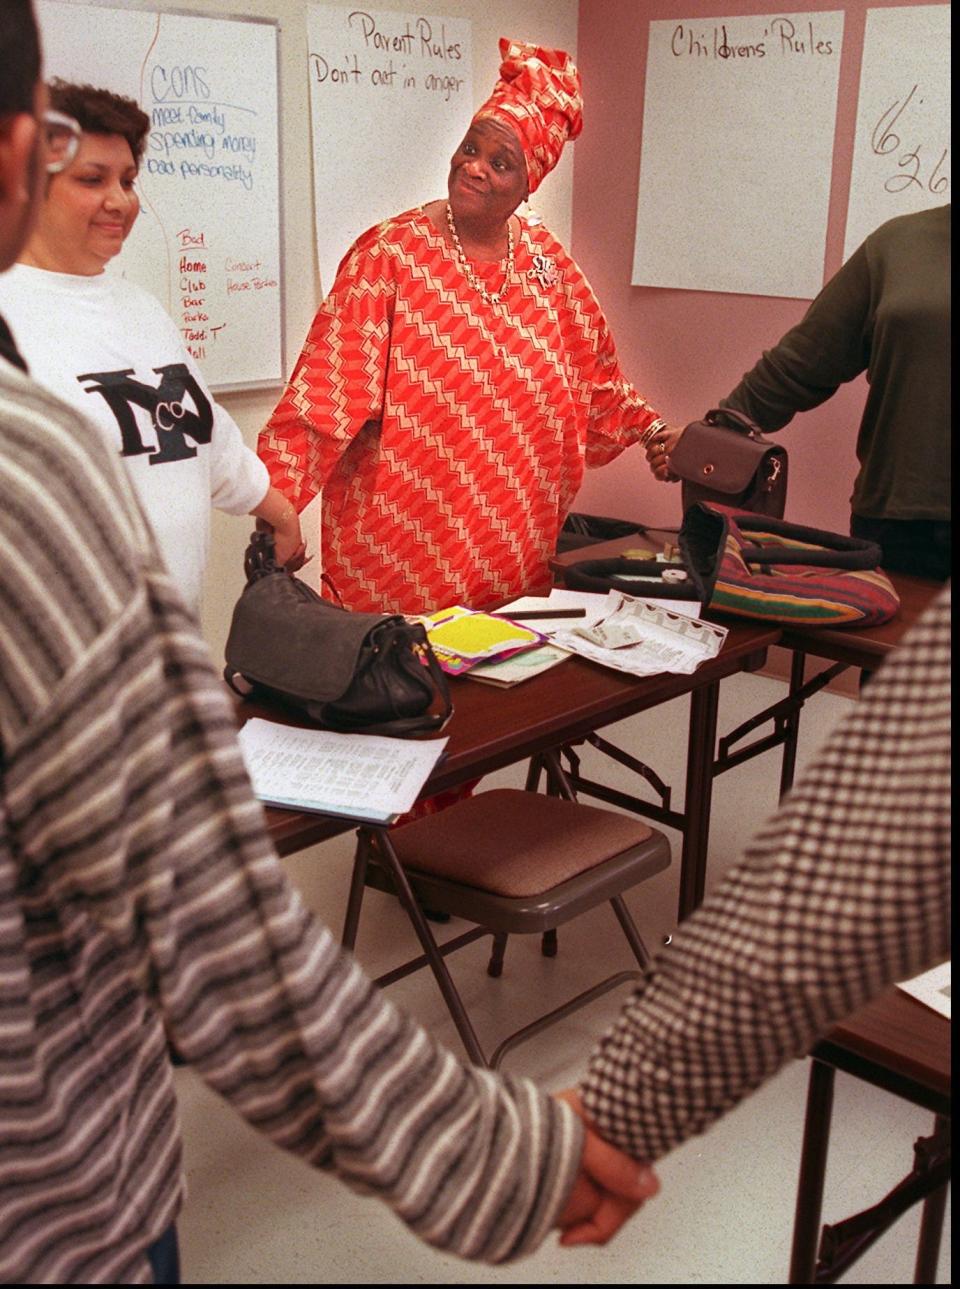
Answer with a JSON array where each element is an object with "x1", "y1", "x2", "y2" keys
[{"x1": 260, "y1": 39, "x2": 676, "y2": 615}]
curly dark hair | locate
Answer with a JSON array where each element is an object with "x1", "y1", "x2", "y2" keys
[{"x1": 48, "y1": 78, "x2": 149, "y2": 166}]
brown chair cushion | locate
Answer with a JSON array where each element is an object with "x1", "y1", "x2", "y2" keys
[{"x1": 387, "y1": 789, "x2": 654, "y2": 898}]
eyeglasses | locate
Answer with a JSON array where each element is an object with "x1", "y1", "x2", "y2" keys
[{"x1": 42, "y1": 109, "x2": 81, "y2": 174}]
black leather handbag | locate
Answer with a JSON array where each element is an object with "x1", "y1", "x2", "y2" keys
[
  {"x1": 224, "y1": 533, "x2": 452, "y2": 735},
  {"x1": 670, "y1": 407, "x2": 788, "y2": 518}
]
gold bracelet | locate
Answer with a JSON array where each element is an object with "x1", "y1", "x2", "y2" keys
[{"x1": 640, "y1": 418, "x2": 666, "y2": 447}]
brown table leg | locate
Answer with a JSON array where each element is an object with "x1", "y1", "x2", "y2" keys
[
  {"x1": 914, "y1": 1113, "x2": 950, "y2": 1284},
  {"x1": 678, "y1": 680, "x2": 720, "y2": 921},
  {"x1": 789, "y1": 1058, "x2": 836, "y2": 1283},
  {"x1": 779, "y1": 649, "x2": 807, "y2": 799}
]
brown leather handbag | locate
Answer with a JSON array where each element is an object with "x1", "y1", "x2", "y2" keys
[
  {"x1": 224, "y1": 532, "x2": 452, "y2": 735},
  {"x1": 670, "y1": 408, "x2": 788, "y2": 518}
]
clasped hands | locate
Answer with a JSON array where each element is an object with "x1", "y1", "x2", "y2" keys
[
  {"x1": 553, "y1": 1089, "x2": 659, "y2": 1247},
  {"x1": 645, "y1": 424, "x2": 685, "y2": 484}
]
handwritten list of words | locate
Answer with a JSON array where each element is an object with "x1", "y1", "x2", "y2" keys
[
  {"x1": 135, "y1": 60, "x2": 279, "y2": 369},
  {"x1": 37, "y1": 3, "x2": 283, "y2": 389},
  {"x1": 310, "y1": 9, "x2": 467, "y2": 101},
  {"x1": 307, "y1": 5, "x2": 473, "y2": 294}
]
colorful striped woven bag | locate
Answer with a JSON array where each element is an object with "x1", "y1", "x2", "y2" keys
[{"x1": 679, "y1": 503, "x2": 900, "y2": 627}]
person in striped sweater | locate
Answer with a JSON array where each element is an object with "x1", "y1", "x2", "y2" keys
[{"x1": 0, "y1": 6, "x2": 656, "y2": 1282}]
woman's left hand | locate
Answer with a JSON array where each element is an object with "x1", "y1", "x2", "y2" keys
[{"x1": 645, "y1": 425, "x2": 684, "y2": 483}]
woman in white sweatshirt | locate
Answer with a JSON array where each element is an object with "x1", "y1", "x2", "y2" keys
[{"x1": 0, "y1": 78, "x2": 302, "y2": 615}]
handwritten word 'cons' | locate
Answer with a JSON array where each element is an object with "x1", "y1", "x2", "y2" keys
[
  {"x1": 152, "y1": 65, "x2": 211, "y2": 102},
  {"x1": 871, "y1": 85, "x2": 949, "y2": 197}
]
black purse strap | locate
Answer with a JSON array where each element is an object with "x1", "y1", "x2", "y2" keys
[
  {"x1": 245, "y1": 529, "x2": 279, "y2": 582},
  {"x1": 733, "y1": 514, "x2": 882, "y2": 570},
  {"x1": 562, "y1": 556, "x2": 705, "y2": 601}
]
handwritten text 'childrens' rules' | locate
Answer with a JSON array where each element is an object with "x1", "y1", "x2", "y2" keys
[
  {"x1": 667, "y1": 14, "x2": 837, "y2": 61},
  {"x1": 632, "y1": 11, "x2": 845, "y2": 298}
]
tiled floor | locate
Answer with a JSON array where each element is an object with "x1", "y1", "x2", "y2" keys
[{"x1": 173, "y1": 670, "x2": 950, "y2": 1283}]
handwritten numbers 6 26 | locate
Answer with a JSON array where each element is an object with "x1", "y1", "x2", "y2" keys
[{"x1": 871, "y1": 84, "x2": 949, "y2": 196}]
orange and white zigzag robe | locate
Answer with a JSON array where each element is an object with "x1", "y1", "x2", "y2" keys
[{"x1": 259, "y1": 208, "x2": 663, "y2": 614}]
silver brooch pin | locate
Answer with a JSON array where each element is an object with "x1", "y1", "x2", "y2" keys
[{"x1": 527, "y1": 253, "x2": 561, "y2": 289}]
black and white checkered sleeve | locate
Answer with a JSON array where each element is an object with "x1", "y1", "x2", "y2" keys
[{"x1": 580, "y1": 587, "x2": 951, "y2": 1161}]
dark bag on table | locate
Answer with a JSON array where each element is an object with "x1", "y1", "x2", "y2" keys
[
  {"x1": 557, "y1": 512, "x2": 649, "y2": 554},
  {"x1": 224, "y1": 532, "x2": 452, "y2": 735},
  {"x1": 562, "y1": 551, "x2": 708, "y2": 604},
  {"x1": 679, "y1": 502, "x2": 900, "y2": 627},
  {"x1": 670, "y1": 408, "x2": 788, "y2": 518}
]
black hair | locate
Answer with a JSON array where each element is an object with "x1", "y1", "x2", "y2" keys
[
  {"x1": 48, "y1": 79, "x2": 149, "y2": 166},
  {"x1": 0, "y1": 1, "x2": 41, "y2": 118}
]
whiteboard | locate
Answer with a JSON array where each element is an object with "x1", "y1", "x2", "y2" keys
[
  {"x1": 306, "y1": 4, "x2": 472, "y2": 295},
  {"x1": 632, "y1": 11, "x2": 844, "y2": 299},
  {"x1": 36, "y1": 2, "x2": 283, "y2": 392},
  {"x1": 843, "y1": 5, "x2": 951, "y2": 260}
]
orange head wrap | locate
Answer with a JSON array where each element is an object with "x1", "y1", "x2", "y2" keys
[{"x1": 473, "y1": 38, "x2": 583, "y2": 194}]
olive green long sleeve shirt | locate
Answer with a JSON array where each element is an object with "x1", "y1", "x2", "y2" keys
[{"x1": 723, "y1": 204, "x2": 950, "y2": 522}]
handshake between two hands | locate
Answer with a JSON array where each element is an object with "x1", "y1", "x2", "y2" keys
[{"x1": 553, "y1": 1089, "x2": 659, "y2": 1248}]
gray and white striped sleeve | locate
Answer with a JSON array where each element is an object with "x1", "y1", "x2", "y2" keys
[
  {"x1": 0, "y1": 368, "x2": 582, "y2": 1272},
  {"x1": 580, "y1": 587, "x2": 951, "y2": 1161}
]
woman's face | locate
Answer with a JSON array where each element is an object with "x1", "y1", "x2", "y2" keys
[
  {"x1": 32, "y1": 132, "x2": 139, "y2": 275},
  {"x1": 447, "y1": 117, "x2": 528, "y2": 226}
]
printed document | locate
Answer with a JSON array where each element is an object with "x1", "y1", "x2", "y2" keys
[
  {"x1": 552, "y1": 594, "x2": 726, "y2": 677},
  {"x1": 237, "y1": 719, "x2": 448, "y2": 824}
]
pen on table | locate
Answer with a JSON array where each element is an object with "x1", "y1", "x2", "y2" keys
[{"x1": 491, "y1": 608, "x2": 587, "y2": 620}]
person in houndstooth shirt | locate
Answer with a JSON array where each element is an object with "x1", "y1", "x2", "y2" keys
[{"x1": 572, "y1": 586, "x2": 950, "y2": 1161}]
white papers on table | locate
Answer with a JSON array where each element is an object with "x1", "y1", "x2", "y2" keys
[
  {"x1": 897, "y1": 961, "x2": 951, "y2": 1020},
  {"x1": 466, "y1": 643, "x2": 571, "y2": 687},
  {"x1": 497, "y1": 588, "x2": 702, "y2": 635},
  {"x1": 495, "y1": 589, "x2": 615, "y2": 634},
  {"x1": 237, "y1": 719, "x2": 448, "y2": 824},
  {"x1": 552, "y1": 594, "x2": 727, "y2": 678}
]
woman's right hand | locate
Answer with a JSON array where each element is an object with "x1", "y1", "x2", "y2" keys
[{"x1": 645, "y1": 425, "x2": 685, "y2": 483}]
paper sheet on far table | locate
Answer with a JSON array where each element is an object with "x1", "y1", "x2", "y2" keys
[
  {"x1": 237, "y1": 719, "x2": 447, "y2": 823},
  {"x1": 897, "y1": 961, "x2": 951, "y2": 1020}
]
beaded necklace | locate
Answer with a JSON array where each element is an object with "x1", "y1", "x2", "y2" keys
[{"x1": 445, "y1": 201, "x2": 515, "y2": 306}]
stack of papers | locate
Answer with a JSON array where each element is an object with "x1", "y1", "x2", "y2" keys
[
  {"x1": 237, "y1": 718, "x2": 448, "y2": 825},
  {"x1": 460, "y1": 590, "x2": 608, "y2": 687},
  {"x1": 466, "y1": 643, "x2": 571, "y2": 687},
  {"x1": 418, "y1": 605, "x2": 544, "y2": 675}
]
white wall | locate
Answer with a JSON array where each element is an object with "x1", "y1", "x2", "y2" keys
[{"x1": 38, "y1": 0, "x2": 577, "y2": 661}]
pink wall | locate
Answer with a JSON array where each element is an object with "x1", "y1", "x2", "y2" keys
[{"x1": 570, "y1": 0, "x2": 928, "y2": 532}]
